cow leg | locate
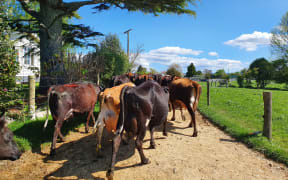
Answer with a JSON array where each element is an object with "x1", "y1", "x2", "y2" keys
[
  {"x1": 58, "y1": 130, "x2": 65, "y2": 142},
  {"x1": 186, "y1": 104, "x2": 197, "y2": 137},
  {"x1": 95, "y1": 120, "x2": 105, "y2": 158},
  {"x1": 106, "y1": 134, "x2": 122, "y2": 180},
  {"x1": 85, "y1": 109, "x2": 93, "y2": 133},
  {"x1": 180, "y1": 108, "x2": 186, "y2": 121},
  {"x1": 162, "y1": 118, "x2": 168, "y2": 136},
  {"x1": 135, "y1": 125, "x2": 150, "y2": 164},
  {"x1": 50, "y1": 121, "x2": 63, "y2": 156},
  {"x1": 91, "y1": 112, "x2": 96, "y2": 126},
  {"x1": 170, "y1": 102, "x2": 176, "y2": 121},
  {"x1": 149, "y1": 125, "x2": 156, "y2": 149}
]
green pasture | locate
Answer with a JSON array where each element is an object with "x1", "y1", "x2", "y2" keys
[{"x1": 198, "y1": 82, "x2": 288, "y2": 165}]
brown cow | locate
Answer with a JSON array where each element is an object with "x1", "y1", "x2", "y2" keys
[
  {"x1": 43, "y1": 83, "x2": 101, "y2": 155},
  {"x1": 0, "y1": 111, "x2": 21, "y2": 161},
  {"x1": 169, "y1": 78, "x2": 201, "y2": 137},
  {"x1": 106, "y1": 81, "x2": 169, "y2": 179},
  {"x1": 93, "y1": 82, "x2": 135, "y2": 156}
]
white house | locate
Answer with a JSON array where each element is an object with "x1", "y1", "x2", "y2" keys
[{"x1": 13, "y1": 34, "x2": 40, "y2": 83}]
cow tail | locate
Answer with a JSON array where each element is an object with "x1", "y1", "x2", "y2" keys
[
  {"x1": 43, "y1": 87, "x2": 53, "y2": 131},
  {"x1": 115, "y1": 86, "x2": 129, "y2": 135}
]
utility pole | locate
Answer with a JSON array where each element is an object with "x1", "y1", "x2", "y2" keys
[{"x1": 124, "y1": 29, "x2": 132, "y2": 57}]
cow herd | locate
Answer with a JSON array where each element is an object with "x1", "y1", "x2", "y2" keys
[{"x1": 0, "y1": 73, "x2": 201, "y2": 180}]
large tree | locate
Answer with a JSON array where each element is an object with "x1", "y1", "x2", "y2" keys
[
  {"x1": 249, "y1": 58, "x2": 272, "y2": 88},
  {"x1": 166, "y1": 63, "x2": 183, "y2": 77},
  {"x1": 11, "y1": 0, "x2": 199, "y2": 90},
  {"x1": 271, "y1": 58, "x2": 288, "y2": 85},
  {"x1": 271, "y1": 11, "x2": 288, "y2": 60},
  {"x1": 185, "y1": 62, "x2": 196, "y2": 77},
  {"x1": 97, "y1": 34, "x2": 130, "y2": 85},
  {"x1": 214, "y1": 69, "x2": 228, "y2": 79}
]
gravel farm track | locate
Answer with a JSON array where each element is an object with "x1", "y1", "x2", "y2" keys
[{"x1": 0, "y1": 111, "x2": 288, "y2": 180}]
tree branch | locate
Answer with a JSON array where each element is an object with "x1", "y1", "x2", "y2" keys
[
  {"x1": 17, "y1": 0, "x2": 40, "y2": 20},
  {"x1": 61, "y1": 0, "x2": 104, "y2": 13}
]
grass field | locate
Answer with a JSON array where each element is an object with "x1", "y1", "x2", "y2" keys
[
  {"x1": 198, "y1": 82, "x2": 288, "y2": 165},
  {"x1": 8, "y1": 104, "x2": 100, "y2": 152}
]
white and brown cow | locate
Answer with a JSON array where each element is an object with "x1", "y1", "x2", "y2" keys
[
  {"x1": 93, "y1": 82, "x2": 135, "y2": 156},
  {"x1": 169, "y1": 78, "x2": 202, "y2": 137}
]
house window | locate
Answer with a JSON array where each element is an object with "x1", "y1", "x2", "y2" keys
[{"x1": 24, "y1": 46, "x2": 30, "y2": 65}]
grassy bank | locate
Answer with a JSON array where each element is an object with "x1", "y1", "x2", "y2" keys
[
  {"x1": 198, "y1": 82, "x2": 288, "y2": 165},
  {"x1": 8, "y1": 104, "x2": 100, "y2": 152}
]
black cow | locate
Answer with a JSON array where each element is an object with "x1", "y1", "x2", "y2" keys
[
  {"x1": 106, "y1": 81, "x2": 169, "y2": 179},
  {"x1": 112, "y1": 74, "x2": 131, "y2": 87},
  {"x1": 0, "y1": 111, "x2": 21, "y2": 161}
]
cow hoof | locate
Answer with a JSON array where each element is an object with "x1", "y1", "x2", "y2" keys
[
  {"x1": 85, "y1": 129, "x2": 89, "y2": 133},
  {"x1": 192, "y1": 132, "x2": 198, "y2": 137},
  {"x1": 149, "y1": 144, "x2": 156, "y2": 149},
  {"x1": 60, "y1": 137, "x2": 66, "y2": 142},
  {"x1": 163, "y1": 132, "x2": 168, "y2": 136},
  {"x1": 141, "y1": 158, "x2": 151, "y2": 165},
  {"x1": 171, "y1": 118, "x2": 175, "y2": 121},
  {"x1": 106, "y1": 169, "x2": 114, "y2": 180}
]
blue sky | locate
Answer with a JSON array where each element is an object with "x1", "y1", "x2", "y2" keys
[{"x1": 72, "y1": 0, "x2": 288, "y2": 73}]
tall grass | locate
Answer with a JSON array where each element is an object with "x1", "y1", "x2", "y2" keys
[{"x1": 198, "y1": 82, "x2": 288, "y2": 165}]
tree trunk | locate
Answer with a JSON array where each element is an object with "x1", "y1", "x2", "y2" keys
[{"x1": 39, "y1": 0, "x2": 65, "y2": 93}]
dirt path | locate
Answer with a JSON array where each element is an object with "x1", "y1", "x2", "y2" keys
[{"x1": 1, "y1": 111, "x2": 288, "y2": 180}]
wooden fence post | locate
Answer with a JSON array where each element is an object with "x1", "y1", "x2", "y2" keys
[
  {"x1": 207, "y1": 80, "x2": 210, "y2": 106},
  {"x1": 226, "y1": 80, "x2": 228, "y2": 88},
  {"x1": 28, "y1": 75, "x2": 36, "y2": 120},
  {"x1": 263, "y1": 92, "x2": 272, "y2": 140}
]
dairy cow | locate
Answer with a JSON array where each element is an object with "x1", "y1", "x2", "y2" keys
[
  {"x1": 44, "y1": 83, "x2": 101, "y2": 155},
  {"x1": 0, "y1": 111, "x2": 21, "y2": 161},
  {"x1": 106, "y1": 81, "x2": 169, "y2": 180},
  {"x1": 169, "y1": 78, "x2": 201, "y2": 137},
  {"x1": 93, "y1": 82, "x2": 135, "y2": 156}
]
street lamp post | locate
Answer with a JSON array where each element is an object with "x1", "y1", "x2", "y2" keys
[{"x1": 124, "y1": 29, "x2": 132, "y2": 57}]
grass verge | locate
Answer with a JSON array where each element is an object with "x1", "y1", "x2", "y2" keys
[
  {"x1": 8, "y1": 104, "x2": 100, "y2": 152},
  {"x1": 198, "y1": 82, "x2": 288, "y2": 166}
]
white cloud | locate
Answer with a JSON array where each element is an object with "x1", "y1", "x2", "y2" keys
[
  {"x1": 149, "y1": 46, "x2": 203, "y2": 56},
  {"x1": 224, "y1": 31, "x2": 272, "y2": 51},
  {"x1": 208, "y1": 51, "x2": 219, "y2": 57},
  {"x1": 138, "y1": 47, "x2": 246, "y2": 73}
]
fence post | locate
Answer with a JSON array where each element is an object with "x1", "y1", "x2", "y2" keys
[
  {"x1": 207, "y1": 80, "x2": 210, "y2": 106},
  {"x1": 226, "y1": 80, "x2": 228, "y2": 88},
  {"x1": 263, "y1": 92, "x2": 272, "y2": 140},
  {"x1": 28, "y1": 75, "x2": 36, "y2": 120}
]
